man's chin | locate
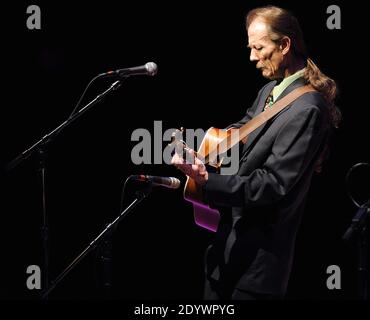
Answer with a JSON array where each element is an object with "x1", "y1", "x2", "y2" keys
[
  {"x1": 261, "y1": 70, "x2": 280, "y2": 80},
  {"x1": 261, "y1": 70, "x2": 273, "y2": 79}
]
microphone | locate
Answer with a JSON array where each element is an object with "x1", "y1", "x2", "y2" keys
[
  {"x1": 131, "y1": 175, "x2": 181, "y2": 189},
  {"x1": 100, "y1": 62, "x2": 158, "y2": 78}
]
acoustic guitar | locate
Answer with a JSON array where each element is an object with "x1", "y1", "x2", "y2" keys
[{"x1": 170, "y1": 126, "x2": 240, "y2": 232}]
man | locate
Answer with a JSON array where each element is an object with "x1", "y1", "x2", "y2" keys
[{"x1": 172, "y1": 6, "x2": 340, "y2": 300}]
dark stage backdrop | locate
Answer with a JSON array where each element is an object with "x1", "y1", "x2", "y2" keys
[{"x1": 1, "y1": 0, "x2": 369, "y2": 301}]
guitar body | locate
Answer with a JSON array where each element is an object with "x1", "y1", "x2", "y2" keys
[
  {"x1": 184, "y1": 177, "x2": 221, "y2": 232},
  {"x1": 183, "y1": 127, "x2": 241, "y2": 232}
]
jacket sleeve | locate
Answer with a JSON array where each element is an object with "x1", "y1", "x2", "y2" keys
[{"x1": 203, "y1": 105, "x2": 327, "y2": 208}]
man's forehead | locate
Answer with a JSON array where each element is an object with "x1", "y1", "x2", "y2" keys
[{"x1": 247, "y1": 19, "x2": 270, "y2": 46}]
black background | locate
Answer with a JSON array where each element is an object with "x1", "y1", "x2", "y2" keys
[{"x1": 1, "y1": 0, "x2": 369, "y2": 301}]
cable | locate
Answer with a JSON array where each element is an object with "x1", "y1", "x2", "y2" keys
[
  {"x1": 345, "y1": 162, "x2": 370, "y2": 208},
  {"x1": 67, "y1": 74, "x2": 103, "y2": 119},
  {"x1": 94, "y1": 175, "x2": 133, "y2": 291},
  {"x1": 120, "y1": 175, "x2": 134, "y2": 212}
]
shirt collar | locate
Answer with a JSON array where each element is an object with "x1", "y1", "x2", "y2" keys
[{"x1": 272, "y1": 68, "x2": 305, "y2": 101}]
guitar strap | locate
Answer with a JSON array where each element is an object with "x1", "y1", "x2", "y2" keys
[{"x1": 237, "y1": 85, "x2": 317, "y2": 143}]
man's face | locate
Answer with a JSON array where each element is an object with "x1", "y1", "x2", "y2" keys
[{"x1": 247, "y1": 18, "x2": 284, "y2": 80}]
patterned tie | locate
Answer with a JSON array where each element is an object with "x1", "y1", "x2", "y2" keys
[{"x1": 263, "y1": 92, "x2": 274, "y2": 111}]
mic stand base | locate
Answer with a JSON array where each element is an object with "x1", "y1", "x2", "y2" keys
[
  {"x1": 38, "y1": 147, "x2": 49, "y2": 299},
  {"x1": 357, "y1": 226, "x2": 368, "y2": 300},
  {"x1": 343, "y1": 200, "x2": 370, "y2": 300},
  {"x1": 41, "y1": 184, "x2": 152, "y2": 299}
]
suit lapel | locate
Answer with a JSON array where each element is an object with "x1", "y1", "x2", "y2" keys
[{"x1": 241, "y1": 78, "x2": 307, "y2": 157}]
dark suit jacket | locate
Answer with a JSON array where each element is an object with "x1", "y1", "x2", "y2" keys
[{"x1": 203, "y1": 78, "x2": 330, "y2": 296}]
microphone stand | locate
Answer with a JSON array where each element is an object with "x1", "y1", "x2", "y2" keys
[
  {"x1": 6, "y1": 79, "x2": 124, "y2": 299},
  {"x1": 41, "y1": 184, "x2": 152, "y2": 299},
  {"x1": 343, "y1": 199, "x2": 370, "y2": 300},
  {"x1": 97, "y1": 223, "x2": 114, "y2": 299}
]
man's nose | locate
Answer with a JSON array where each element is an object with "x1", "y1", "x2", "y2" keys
[{"x1": 250, "y1": 49, "x2": 259, "y2": 62}]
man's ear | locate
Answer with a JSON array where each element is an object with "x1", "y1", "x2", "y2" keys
[{"x1": 280, "y1": 36, "x2": 291, "y2": 55}]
